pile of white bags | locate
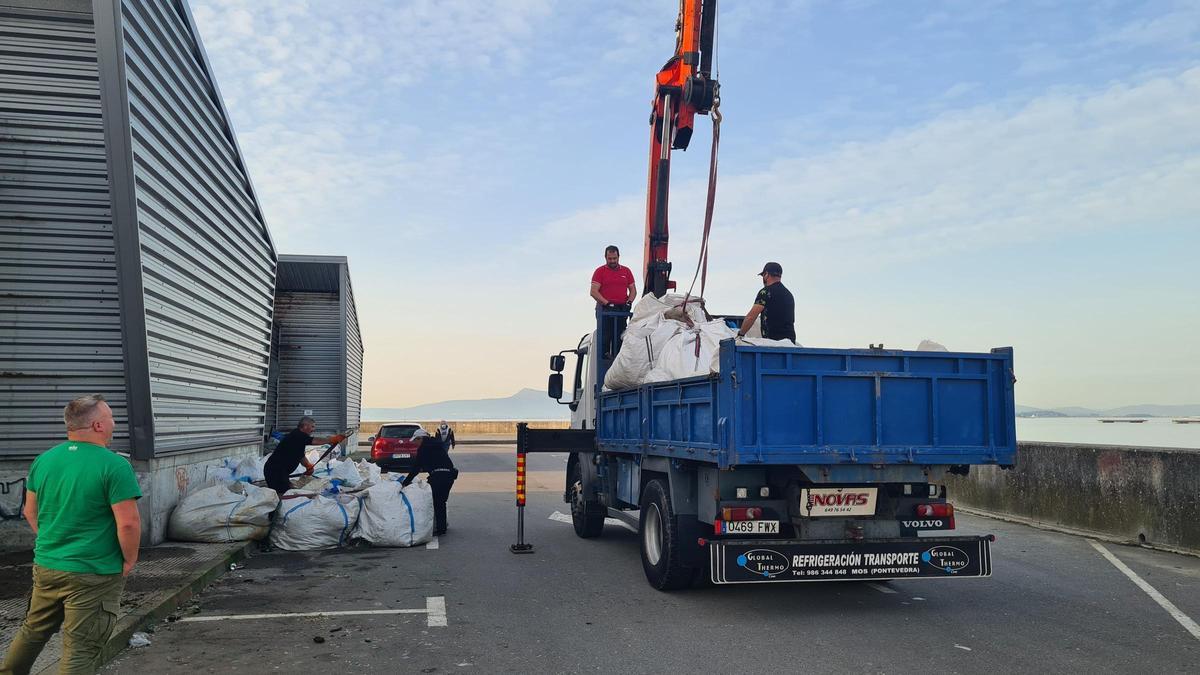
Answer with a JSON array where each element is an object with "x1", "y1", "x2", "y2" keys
[
  {"x1": 353, "y1": 478, "x2": 435, "y2": 547},
  {"x1": 204, "y1": 455, "x2": 267, "y2": 486},
  {"x1": 269, "y1": 492, "x2": 364, "y2": 551},
  {"x1": 309, "y1": 458, "x2": 363, "y2": 488},
  {"x1": 604, "y1": 294, "x2": 707, "y2": 390},
  {"x1": 167, "y1": 481, "x2": 279, "y2": 543},
  {"x1": 604, "y1": 293, "x2": 799, "y2": 390}
]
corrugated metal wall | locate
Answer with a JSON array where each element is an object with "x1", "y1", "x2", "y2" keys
[
  {"x1": 273, "y1": 291, "x2": 343, "y2": 435},
  {"x1": 119, "y1": 0, "x2": 275, "y2": 453},
  {"x1": 342, "y1": 269, "x2": 364, "y2": 436},
  {"x1": 0, "y1": 3, "x2": 130, "y2": 457}
]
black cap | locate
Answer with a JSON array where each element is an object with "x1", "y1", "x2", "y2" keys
[{"x1": 759, "y1": 262, "x2": 783, "y2": 277}]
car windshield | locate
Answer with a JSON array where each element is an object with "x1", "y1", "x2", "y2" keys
[{"x1": 380, "y1": 425, "x2": 419, "y2": 439}]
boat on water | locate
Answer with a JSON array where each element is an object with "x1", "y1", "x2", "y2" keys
[
  {"x1": 1172, "y1": 416, "x2": 1200, "y2": 424},
  {"x1": 1098, "y1": 418, "x2": 1148, "y2": 423}
]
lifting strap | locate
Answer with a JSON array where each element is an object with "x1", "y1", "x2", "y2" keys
[{"x1": 683, "y1": 94, "x2": 721, "y2": 313}]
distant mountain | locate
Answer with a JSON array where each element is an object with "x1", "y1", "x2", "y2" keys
[
  {"x1": 1017, "y1": 404, "x2": 1200, "y2": 418},
  {"x1": 363, "y1": 388, "x2": 568, "y2": 421}
]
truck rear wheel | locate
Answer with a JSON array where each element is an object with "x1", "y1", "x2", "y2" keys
[
  {"x1": 569, "y1": 457, "x2": 605, "y2": 538},
  {"x1": 639, "y1": 478, "x2": 696, "y2": 591}
]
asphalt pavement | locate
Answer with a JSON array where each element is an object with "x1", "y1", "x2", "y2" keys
[{"x1": 104, "y1": 444, "x2": 1200, "y2": 673}]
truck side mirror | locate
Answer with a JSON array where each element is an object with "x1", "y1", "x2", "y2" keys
[
  {"x1": 548, "y1": 373, "x2": 564, "y2": 400},
  {"x1": 550, "y1": 355, "x2": 566, "y2": 372}
]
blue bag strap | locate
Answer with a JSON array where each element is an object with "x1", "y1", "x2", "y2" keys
[{"x1": 399, "y1": 485, "x2": 416, "y2": 544}]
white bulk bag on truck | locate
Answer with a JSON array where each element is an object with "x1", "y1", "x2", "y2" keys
[
  {"x1": 167, "y1": 481, "x2": 279, "y2": 543},
  {"x1": 644, "y1": 319, "x2": 737, "y2": 383},
  {"x1": 604, "y1": 293, "x2": 707, "y2": 391},
  {"x1": 354, "y1": 479, "x2": 435, "y2": 547},
  {"x1": 269, "y1": 493, "x2": 363, "y2": 551}
]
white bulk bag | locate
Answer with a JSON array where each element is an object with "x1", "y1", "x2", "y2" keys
[
  {"x1": 310, "y1": 459, "x2": 362, "y2": 488},
  {"x1": 644, "y1": 320, "x2": 737, "y2": 383},
  {"x1": 604, "y1": 294, "x2": 707, "y2": 391},
  {"x1": 167, "y1": 481, "x2": 279, "y2": 543},
  {"x1": 269, "y1": 493, "x2": 363, "y2": 551},
  {"x1": 354, "y1": 479, "x2": 435, "y2": 547},
  {"x1": 357, "y1": 459, "x2": 382, "y2": 484}
]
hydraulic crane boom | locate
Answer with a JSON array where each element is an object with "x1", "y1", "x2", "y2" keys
[{"x1": 643, "y1": 0, "x2": 720, "y2": 298}]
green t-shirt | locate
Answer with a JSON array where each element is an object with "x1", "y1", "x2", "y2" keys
[{"x1": 27, "y1": 440, "x2": 142, "y2": 575}]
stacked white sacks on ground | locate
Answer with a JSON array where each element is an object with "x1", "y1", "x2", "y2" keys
[
  {"x1": 604, "y1": 293, "x2": 797, "y2": 391},
  {"x1": 167, "y1": 481, "x2": 279, "y2": 543}
]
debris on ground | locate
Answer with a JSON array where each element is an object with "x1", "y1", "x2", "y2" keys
[{"x1": 128, "y1": 632, "x2": 152, "y2": 648}]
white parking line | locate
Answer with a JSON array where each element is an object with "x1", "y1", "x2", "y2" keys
[
  {"x1": 426, "y1": 595, "x2": 447, "y2": 627},
  {"x1": 426, "y1": 537, "x2": 439, "y2": 550},
  {"x1": 1089, "y1": 540, "x2": 1200, "y2": 641},
  {"x1": 549, "y1": 510, "x2": 637, "y2": 533},
  {"x1": 180, "y1": 596, "x2": 449, "y2": 628}
]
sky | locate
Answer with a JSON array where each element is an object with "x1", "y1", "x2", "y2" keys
[{"x1": 189, "y1": 0, "x2": 1199, "y2": 410}]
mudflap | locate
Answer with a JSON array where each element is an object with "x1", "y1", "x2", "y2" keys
[{"x1": 709, "y1": 535, "x2": 993, "y2": 584}]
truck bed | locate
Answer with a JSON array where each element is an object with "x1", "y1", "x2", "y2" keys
[{"x1": 597, "y1": 342, "x2": 1016, "y2": 469}]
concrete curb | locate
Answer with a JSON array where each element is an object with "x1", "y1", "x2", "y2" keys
[
  {"x1": 958, "y1": 505, "x2": 1200, "y2": 558},
  {"x1": 79, "y1": 542, "x2": 254, "y2": 672}
]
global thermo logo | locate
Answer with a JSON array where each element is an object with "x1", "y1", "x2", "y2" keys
[
  {"x1": 736, "y1": 549, "x2": 790, "y2": 578},
  {"x1": 921, "y1": 546, "x2": 971, "y2": 574}
]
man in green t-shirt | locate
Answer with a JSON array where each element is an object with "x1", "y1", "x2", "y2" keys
[{"x1": 1, "y1": 394, "x2": 142, "y2": 675}]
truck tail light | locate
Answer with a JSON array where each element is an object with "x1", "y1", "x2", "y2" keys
[
  {"x1": 915, "y1": 503, "x2": 953, "y2": 518},
  {"x1": 721, "y1": 507, "x2": 761, "y2": 521}
]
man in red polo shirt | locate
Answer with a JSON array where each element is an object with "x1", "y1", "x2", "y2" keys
[{"x1": 590, "y1": 245, "x2": 637, "y2": 358}]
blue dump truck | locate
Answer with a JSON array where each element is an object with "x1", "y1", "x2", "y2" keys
[{"x1": 522, "y1": 308, "x2": 1017, "y2": 590}]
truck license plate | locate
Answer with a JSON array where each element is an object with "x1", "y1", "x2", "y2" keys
[
  {"x1": 392, "y1": 453, "x2": 411, "y2": 459},
  {"x1": 719, "y1": 520, "x2": 779, "y2": 534}
]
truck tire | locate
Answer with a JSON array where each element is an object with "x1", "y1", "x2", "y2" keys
[
  {"x1": 569, "y1": 458, "x2": 605, "y2": 538},
  {"x1": 639, "y1": 478, "x2": 696, "y2": 591}
]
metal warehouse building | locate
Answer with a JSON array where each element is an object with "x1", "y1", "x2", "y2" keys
[
  {"x1": 0, "y1": 0, "x2": 362, "y2": 542},
  {"x1": 268, "y1": 255, "x2": 364, "y2": 449}
]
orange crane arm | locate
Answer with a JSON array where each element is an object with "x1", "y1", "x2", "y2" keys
[{"x1": 643, "y1": 0, "x2": 719, "y2": 298}]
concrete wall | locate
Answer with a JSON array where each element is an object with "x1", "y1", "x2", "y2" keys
[
  {"x1": 947, "y1": 442, "x2": 1200, "y2": 553},
  {"x1": 358, "y1": 420, "x2": 569, "y2": 437}
]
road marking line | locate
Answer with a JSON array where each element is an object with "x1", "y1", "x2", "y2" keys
[
  {"x1": 180, "y1": 595, "x2": 450, "y2": 629},
  {"x1": 426, "y1": 595, "x2": 447, "y2": 627},
  {"x1": 1089, "y1": 540, "x2": 1200, "y2": 641},
  {"x1": 427, "y1": 537, "x2": 439, "y2": 550},
  {"x1": 867, "y1": 582, "x2": 897, "y2": 594},
  {"x1": 549, "y1": 510, "x2": 637, "y2": 533}
]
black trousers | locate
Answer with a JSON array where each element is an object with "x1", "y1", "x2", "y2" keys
[
  {"x1": 600, "y1": 303, "x2": 631, "y2": 358},
  {"x1": 428, "y1": 470, "x2": 457, "y2": 534}
]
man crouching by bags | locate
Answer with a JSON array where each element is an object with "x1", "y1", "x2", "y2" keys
[
  {"x1": 263, "y1": 416, "x2": 345, "y2": 495},
  {"x1": 401, "y1": 429, "x2": 457, "y2": 536}
]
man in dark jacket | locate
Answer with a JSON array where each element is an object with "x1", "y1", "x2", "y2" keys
[
  {"x1": 263, "y1": 417, "x2": 345, "y2": 495},
  {"x1": 402, "y1": 429, "x2": 457, "y2": 536},
  {"x1": 436, "y1": 421, "x2": 456, "y2": 450}
]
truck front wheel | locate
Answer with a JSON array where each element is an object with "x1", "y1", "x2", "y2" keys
[
  {"x1": 569, "y1": 457, "x2": 605, "y2": 538},
  {"x1": 640, "y1": 478, "x2": 696, "y2": 591}
]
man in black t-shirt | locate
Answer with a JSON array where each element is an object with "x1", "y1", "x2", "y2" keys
[
  {"x1": 737, "y1": 262, "x2": 796, "y2": 343},
  {"x1": 402, "y1": 429, "x2": 458, "y2": 536},
  {"x1": 263, "y1": 416, "x2": 346, "y2": 494}
]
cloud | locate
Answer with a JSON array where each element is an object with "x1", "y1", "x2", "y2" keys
[{"x1": 531, "y1": 66, "x2": 1200, "y2": 309}]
